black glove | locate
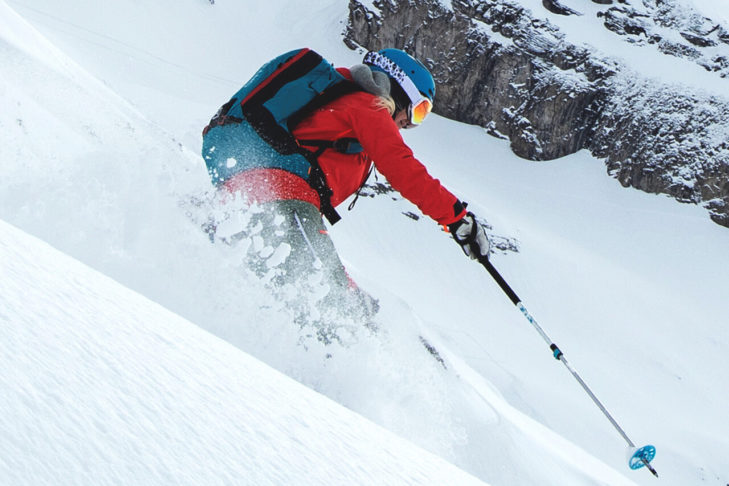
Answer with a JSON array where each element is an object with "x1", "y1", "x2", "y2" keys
[{"x1": 448, "y1": 212, "x2": 490, "y2": 261}]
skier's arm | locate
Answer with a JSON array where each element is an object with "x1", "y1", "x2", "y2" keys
[{"x1": 350, "y1": 102, "x2": 466, "y2": 226}]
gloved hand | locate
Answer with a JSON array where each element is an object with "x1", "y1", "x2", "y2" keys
[{"x1": 448, "y1": 212, "x2": 491, "y2": 261}]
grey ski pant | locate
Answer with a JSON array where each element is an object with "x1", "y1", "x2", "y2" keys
[{"x1": 244, "y1": 199, "x2": 351, "y2": 293}]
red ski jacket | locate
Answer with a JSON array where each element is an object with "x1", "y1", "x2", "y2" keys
[{"x1": 224, "y1": 69, "x2": 466, "y2": 226}]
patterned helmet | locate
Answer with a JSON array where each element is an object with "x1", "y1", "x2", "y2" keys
[{"x1": 363, "y1": 48, "x2": 435, "y2": 126}]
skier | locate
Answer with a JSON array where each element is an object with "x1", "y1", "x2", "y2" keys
[{"x1": 203, "y1": 48, "x2": 490, "y2": 324}]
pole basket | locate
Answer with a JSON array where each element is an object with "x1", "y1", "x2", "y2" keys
[{"x1": 628, "y1": 445, "x2": 656, "y2": 470}]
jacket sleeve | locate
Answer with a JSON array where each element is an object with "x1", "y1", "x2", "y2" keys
[{"x1": 348, "y1": 96, "x2": 466, "y2": 225}]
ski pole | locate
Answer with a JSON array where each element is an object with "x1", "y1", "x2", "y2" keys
[{"x1": 478, "y1": 256, "x2": 658, "y2": 477}]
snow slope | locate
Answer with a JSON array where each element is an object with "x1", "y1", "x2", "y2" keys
[
  {"x1": 690, "y1": 0, "x2": 729, "y2": 26},
  {"x1": 0, "y1": 218, "x2": 489, "y2": 486},
  {"x1": 2, "y1": 0, "x2": 728, "y2": 485}
]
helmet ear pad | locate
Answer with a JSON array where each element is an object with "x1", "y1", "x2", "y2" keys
[{"x1": 388, "y1": 79, "x2": 410, "y2": 113}]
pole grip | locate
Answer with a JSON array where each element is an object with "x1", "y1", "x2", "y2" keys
[{"x1": 479, "y1": 257, "x2": 521, "y2": 305}]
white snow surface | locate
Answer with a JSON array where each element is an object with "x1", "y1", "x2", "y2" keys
[
  {"x1": 1, "y1": 0, "x2": 728, "y2": 485},
  {"x1": 0, "y1": 218, "x2": 488, "y2": 486},
  {"x1": 687, "y1": 0, "x2": 729, "y2": 26}
]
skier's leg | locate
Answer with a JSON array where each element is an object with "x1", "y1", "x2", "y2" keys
[
  {"x1": 247, "y1": 199, "x2": 377, "y2": 322},
  {"x1": 285, "y1": 200, "x2": 379, "y2": 320},
  {"x1": 228, "y1": 198, "x2": 377, "y2": 337}
]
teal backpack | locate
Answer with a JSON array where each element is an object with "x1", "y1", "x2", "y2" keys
[{"x1": 202, "y1": 48, "x2": 363, "y2": 224}]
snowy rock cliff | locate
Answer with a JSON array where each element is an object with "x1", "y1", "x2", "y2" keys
[{"x1": 345, "y1": 0, "x2": 729, "y2": 227}]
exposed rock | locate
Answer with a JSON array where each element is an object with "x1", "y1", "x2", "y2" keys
[
  {"x1": 681, "y1": 31, "x2": 716, "y2": 48},
  {"x1": 345, "y1": 0, "x2": 729, "y2": 228},
  {"x1": 347, "y1": 0, "x2": 614, "y2": 162},
  {"x1": 542, "y1": 0, "x2": 581, "y2": 17},
  {"x1": 599, "y1": 7, "x2": 649, "y2": 38}
]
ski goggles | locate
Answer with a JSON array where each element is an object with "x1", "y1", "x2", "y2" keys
[
  {"x1": 363, "y1": 51, "x2": 433, "y2": 127},
  {"x1": 408, "y1": 96, "x2": 433, "y2": 126}
]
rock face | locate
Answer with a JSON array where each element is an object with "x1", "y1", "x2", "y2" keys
[{"x1": 345, "y1": 0, "x2": 729, "y2": 227}]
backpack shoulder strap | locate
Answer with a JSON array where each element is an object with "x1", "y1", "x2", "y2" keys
[{"x1": 286, "y1": 80, "x2": 361, "y2": 130}]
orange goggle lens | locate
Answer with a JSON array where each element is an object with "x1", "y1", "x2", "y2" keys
[{"x1": 409, "y1": 98, "x2": 433, "y2": 126}]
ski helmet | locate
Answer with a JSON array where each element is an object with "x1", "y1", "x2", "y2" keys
[{"x1": 363, "y1": 48, "x2": 435, "y2": 127}]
